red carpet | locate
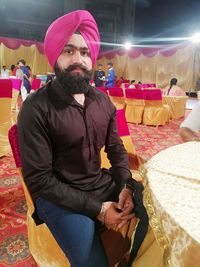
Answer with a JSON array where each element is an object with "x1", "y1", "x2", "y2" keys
[
  {"x1": 128, "y1": 118, "x2": 184, "y2": 162},
  {"x1": 0, "y1": 153, "x2": 37, "y2": 267},
  {"x1": 0, "y1": 116, "x2": 185, "y2": 266}
]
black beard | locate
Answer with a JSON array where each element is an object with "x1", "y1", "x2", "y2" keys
[{"x1": 54, "y1": 63, "x2": 92, "y2": 94}]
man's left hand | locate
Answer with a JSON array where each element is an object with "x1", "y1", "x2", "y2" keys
[{"x1": 118, "y1": 188, "x2": 134, "y2": 216}]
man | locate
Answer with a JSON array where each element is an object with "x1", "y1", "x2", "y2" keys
[
  {"x1": 0, "y1": 65, "x2": 9, "y2": 78},
  {"x1": 179, "y1": 102, "x2": 200, "y2": 142},
  {"x1": 18, "y1": 10, "x2": 137, "y2": 267},
  {"x1": 93, "y1": 63, "x2": 105, "y2": 87},
  {"x1": 105, "y1": 62, "x2": 115, "y2": 88},
  {"x1": 18, "y1": 59, "x2": 31, "y2": 94}
]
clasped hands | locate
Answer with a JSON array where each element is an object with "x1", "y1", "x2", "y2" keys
[{"x1": 97, "y1": 188, "x2": 135, "y2": 230}]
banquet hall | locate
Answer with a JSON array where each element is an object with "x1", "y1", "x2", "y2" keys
[{"x1": 0, "y1": 1, "x2": 200, "y2": 267}]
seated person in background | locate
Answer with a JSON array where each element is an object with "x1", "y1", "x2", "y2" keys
[
  {"x1": 93, "y1": 63, "x2": 105, "y2": 87},
  {"x1": 10, "y1": 64, "x2": 16, "y2": 76},
  {"x1": 129, "y1": 80, "x2": 136, "y2": 89},
  {"x1": 17, "y1": 10, "x2": 144, "y2": 267},
  {"x1": 163, "y1": 78, "x2": 186, "y2": 96},
  {"x1": 105, "y1": 62, "x2": 115, "y2": 89},
  {"x1": 116, "y1": 76, "x2": 124, "y2": 87},
  {"x1": 178, "y1": 102, "x2": 200, "y2": 142},
  {"x1": 0, "y1": 65, "x2": 10, "y2": 78}
]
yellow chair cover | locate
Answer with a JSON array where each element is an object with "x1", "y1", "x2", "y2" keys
[
  {"x1": 163, "y1": 96, "x2": 188, "y2": 120},
  {"x1": 17, "y1": 169, "x2": 69, "y2": 267},
  {"x1": 100, "y1": 135, "x2": 140, "y2": 171},
  {"x1": 142, "y1": 104, "x2": 170, "y2": 126},
  {"x1": 109, "y1": 96, "x2": 126, "y2": 110},
  {"x1": 0, "y1": 98, "x2": 12, "y2": 157},
  {"x1": 132, "y1": 226, "x2": 164, "y2": 267},
  {"x1": 11, "y1": 89, "x2": 19, "y2": 111},
  {"x1": 125, "y1": 99, "x2": 145, "y2": 124}
]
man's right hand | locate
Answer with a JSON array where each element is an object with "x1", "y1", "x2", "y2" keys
[{"x1": 97, "y1": 202, "x2": 134, "y2": 229}]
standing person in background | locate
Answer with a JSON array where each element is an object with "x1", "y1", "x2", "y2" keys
[
  {"x1": 163, "y1": 78, "x2": 186, "y2": 96},
  {"x1": 105, "y1": 62, "x2": 115, "y2": 89},
  {"x1": 17, "y1": 9, "x2": 146, "y2": 267},
  {"x1": 26, "y1": 65, "x2": 33, "y2": 83},
  {"x1": 93, "y1": 63, "x2": 105, "y2": 87},
  {"x1": 18, "y1": 59, "x2": 31, "y2": 94},
  {"x1": 18, "y1": 59, "x2": 31, "y2": 100}
]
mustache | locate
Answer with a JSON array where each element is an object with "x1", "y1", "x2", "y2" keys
[{"x1": 63, "y1": 63, "x2": 89, "y2": 73}]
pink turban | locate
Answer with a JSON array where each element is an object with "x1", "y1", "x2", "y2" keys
[{"x1": 44, "y1": 10, "x2": 100, "y2": 68}]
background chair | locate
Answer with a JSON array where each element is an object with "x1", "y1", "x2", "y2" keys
[
  {"x1": 0, "y1": 79, "x2": 13, "y2": 157},
  {"x1": 125, "y1": 89, "x2": 145, "y2": 124},
  {"x1": 96, "y1": 86, "x2": 107, "y2": 94},
  {"x1": 108, "y1": 87, "x2": 126, "y2": 109},
  {"x1": 10, "y1": 78, "x2": 22, "y2": 111},
  {"x1": 101, "y1": 109, "x2": 141, "y2": 172},
  {"x1": 163, "y1": 95, "x2": 188, "y2": 120},
  {"x1": 142, "y1": 89, "x2": 170, "y2": 126},
  {"x1": 10, "y1": 78, "x2": 22, "y2": 123},
  {"x1": 31, "y1": 78, "x2": 42, "y2": 92}
]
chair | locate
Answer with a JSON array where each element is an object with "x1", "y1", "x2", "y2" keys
[
  {"x1": 96, "y1": 86, "x2": 107, "y2": 94},
  {"x1": 9, "y1": 124, "x2": 138, "y2": 267},
  {"x1": 108, "y1": 87, "x2": 126, "y2": 109},
  {"x1": 10, "y1": 78, "x2": 22, "y2": 123},
  {"x1": 31, "y1": 78, "x2": 42, "y2": 92},
  {"x1": 9, "y1": 78, "x2": 22, "y2": 110},
  {"x1": 125, "y1": 89, "x2": 145, "y2": 124},
  {"x1": 163, "y1": 95, "x2": 188, "y2": 120},
  {"x1": 8, "y1": 125, "x2": 70, "y2": 267},
  {"x1": 101, "y1": 109, "x2": 142, "y2": 172},
  {"x1": 0, "y1": 79, "x2": 13, "y2": 157},
  {"x1": 142, "y1": 89, "x2": 170, "y2": 126},
  {"x1": 134, "y1": 84, "x2": 142, "y2": 90}
]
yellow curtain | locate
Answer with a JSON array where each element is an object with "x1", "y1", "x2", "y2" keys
[
  {"x1": 0, "y1": 43, "x2": 51, "y2": 75},
  {"x1": 1, "y1": 39, "x2": 200, "y2": 91},
  {"x1": 97, "y1": 44, "x2": 199, "y2": 92}
]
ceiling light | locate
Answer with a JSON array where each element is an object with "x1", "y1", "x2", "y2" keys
[
  {"x1": 123, "y1": 42, "x2": 132, "y2": 50},
  {"x1": 191, "y1": 33, "x2": 200, "y2": 43}
]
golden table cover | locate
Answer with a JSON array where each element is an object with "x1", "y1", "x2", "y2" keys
[{"x1": 141, "y1": 142, "x2": 200, "y2": 267}]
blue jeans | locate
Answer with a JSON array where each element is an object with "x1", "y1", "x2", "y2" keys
[{"x1": 36, "y1": 197, "x2": 109, "y2": 267}]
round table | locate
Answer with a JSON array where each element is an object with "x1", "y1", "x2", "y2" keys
[{"x1": 140, "y1": 142, "x2": 200, "y2": 267}]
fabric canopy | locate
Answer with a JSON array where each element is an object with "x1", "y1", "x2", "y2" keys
[{"x1": 96, "y1": 42, "x2": 200, "y2": 92}]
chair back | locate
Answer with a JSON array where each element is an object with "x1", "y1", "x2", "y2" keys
[
  {"x1": 116, "y1": 109, "x2": 130, "y2": 137},
  {"x1": 143, "y1": 89, "x2": 162, "y2": 100},
  {"x1": 125, "y1": 89, "x2": 144, "y2": 99},
  {"x1": 8, "y1": 125, "x2": 22, "y2": 168},
  {"x1": 96, "y1": 86, "x2": 107, "y2": 94},
  {"x1": 0, "y1": 79, "x2": 12, "y2": 124},
  {"x1": 108, "y1": 87, "x2": 124, "y2": 97},
  {"x1": 0, "y1": 79, "x2": 13, "y2": 98},
  {"x1": 134, "y1": 84, "x2": 142, "y2": 90},
  {"x1": 31, "y1": 78, "x2": 41, "y2": 91},
  {"x1": 10, "y1": 78, "x2": 22, "y2": 91}
]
